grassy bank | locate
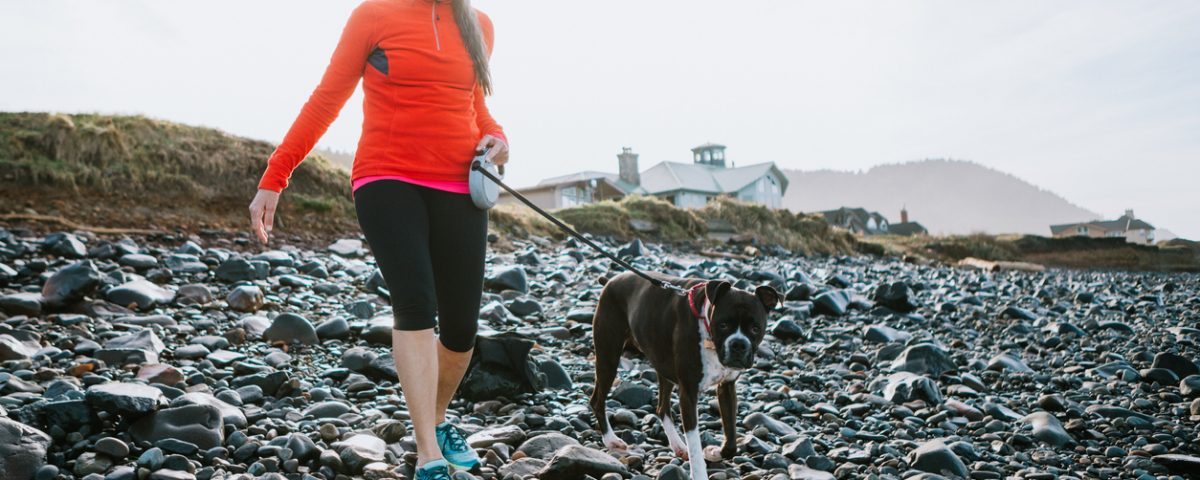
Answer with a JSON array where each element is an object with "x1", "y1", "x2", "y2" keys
[
  {"x1": 865, "y1": 234, "x2": 1200, "y2": 272},
  {"x1": 0, "y1": 112, "x2": 355, "y2": 241}
]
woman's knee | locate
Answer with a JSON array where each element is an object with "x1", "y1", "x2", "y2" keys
[
  {"x1": 438, "y1": 319, "x2": 478, "y2": 353},
  {"x1": 390, "y1": 294, "x2": 437, "y2": 330}
]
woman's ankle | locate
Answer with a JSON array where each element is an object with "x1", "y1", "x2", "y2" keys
[{"x1": 416, "y1": 455, "x2": 446, "y2": 469}]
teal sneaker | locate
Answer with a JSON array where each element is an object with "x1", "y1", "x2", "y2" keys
[
  {"x1": 414, "y1": 459, "x2": 452, "y2": 480},
  {"x1": 435, "y1": 421, "x2": 480, "y2": 470}
]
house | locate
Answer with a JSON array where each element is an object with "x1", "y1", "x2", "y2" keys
[
  {"x1": 889, "y1": 206, "x2": 928, "y2": 236},
  {"x1": 819, "y1": 207, "x2": 890, "y2": 235},
  {"x1": 498, "y1": 144, "x2": 789, "y2": 210},
  {"x1": 818, "y1": 206, "x2": 928, "y2": 236},
  {"x1": 1050, "y1": 209, "x2": 1156, "y2": 245}
]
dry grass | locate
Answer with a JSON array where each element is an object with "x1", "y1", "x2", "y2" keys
[{"x1": 0, "y1": 111, "x2": 356, "y2": 239}]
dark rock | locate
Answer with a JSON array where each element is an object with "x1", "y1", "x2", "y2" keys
[
  {"x1": 0, "y1": 334, "x2": 39, "y2": 361},
  {"x1": 538, "y1": 359, "x2": 573, "y2": 390},
  {"x1": 743, "y1": 412, "x2": 797, "y2": 436},
  {"x1": 1001, "y1": 305, "x2": 1038, "y2": 321},
  {"x1": 335, "y1": 434, "x2": 385, "y2": 474},
  {"x1": 315, "y1": 317, "x2": 350, "y2": 340},
  {"x1": 891, "y1": 343, "x2": 956, "y2": 376},
  {"x1": 0, "y1": 292, "x2": 43, "y2": 316},
  {"x1": 361, "y1": 317, "x2": 392, "y2": 346},
  {"x1": 537, "y1": 444, "x2": 627, "y2": 480},
  {"x1": 617, "y1": 239, "x2": 643, "y2": 258},
  {"x1": 986, "y1": 353, "x2": 1033, "y2": 373},
  {"x1": 215, "y1": 258, "x2": 264, "y2": 283},
  {"x1": 1181, "y1": 375, "x2": 1200, "y2": 397},
  {"x1": 44, "y1": 232, "x2": 86, "y2": 258},
  {"x1": 106, "y1": 279, "x2": 175, "y2": 310},
  {"x1": 908, "y1": 439, "x2": 968, "y2": 478},
  {"x1": 174, "y1": 284, "x2": 213, "y2": 306},
  {"x1": 872, "y1": 282, "x2": 918, "y2": 313},
  {"x1": 485, "y1": 266, "x2": 528, "y2": 293},
  {"x1": 86, "y1": 382, "x2": 164, "y2": 416},
  {"x1": 1021, "y1": 411, "x2": 1073, "y2": 447},
  {"x1": 611, "y1": 383, "x2": 654, "y2": 409},
  {"x1": 771, "y1": 318, "x2": 804, "y2": 342},
  {"x1": 882, "y1": 371, "x2": 942, "y2": 404},
  {"x1": 171, "y1": 392, "x2": 246, "y2": 428},
  {"x1": 0, "y1": 417, "x2": 52, "y2": 480},
  {"x1": 327, "y1": 239, "x2": 364, "y2": 257},
  {"x1": 1152, "y1": 352, "x2": 1199, "y2": 379},
  {"x1": 226, "y1": 285, "x2": 264, "y2": 312},
  {"x1": 95, "y1": 437, "x2": 130, "y2": 459},
  {"x1": 41, "y1": 260, "x2": 102, "y2": 308},
  {"x1": 262, "y1": 313, "x2": 319, "y2": 345},
  {"x1": 517, "y1": 432, "x2": 581, "y2": 460},
  {"x1": 812, "y1": 289, "x2": 852, "y2": 317},
  {"x1": 1153, "y1": 454, "x2": 1200, "y2": 476},
  {"x1": 864, "y1": 324, "x2": 911, "y2": 344},
  {"x1": 130, "y1": 404, "x2": 224, "y2": 450}
]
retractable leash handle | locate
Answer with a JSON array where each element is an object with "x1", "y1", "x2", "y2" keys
[{"x1": 471, "y1": 160, "x2": 689, "y2": 297}]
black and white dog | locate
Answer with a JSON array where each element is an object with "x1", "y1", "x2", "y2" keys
[{"x1": 590, "y1": 271, "x2": 779, "y2": 479}]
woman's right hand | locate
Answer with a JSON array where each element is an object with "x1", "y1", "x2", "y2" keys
[{"x1": 249, "y1": 189, "x2": 281, "y2": 245}]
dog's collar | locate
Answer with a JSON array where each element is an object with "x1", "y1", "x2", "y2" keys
[{"x1": 687, "y1": 282, "x2": 716, "y2": 349}]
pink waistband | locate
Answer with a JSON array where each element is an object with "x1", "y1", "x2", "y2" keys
[{"x1": 352, "y1": 175, "x2": 470, "y2": 194}]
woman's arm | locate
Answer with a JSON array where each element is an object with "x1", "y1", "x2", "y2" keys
[{"x1": 258, "y1": 2, "x2": 380, "y2": 192}]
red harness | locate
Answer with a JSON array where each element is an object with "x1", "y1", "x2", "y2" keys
[{"x1": 687, "y1": 281, "x2": 713, "y2": 337}]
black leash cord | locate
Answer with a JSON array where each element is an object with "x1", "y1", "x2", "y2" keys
[{"x1": 473, "y1": 163, "x2": 689, "y2": 297}]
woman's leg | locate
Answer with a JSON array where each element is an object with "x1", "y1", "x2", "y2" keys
[
  {"x1": 354, "y1": 181, "x2": 443, "y2": 466},
  {"x1": 423, "y1": 187, "x2": 488, "y2": 422}
]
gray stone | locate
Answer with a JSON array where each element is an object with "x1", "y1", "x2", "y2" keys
[
  {"x1": 882, "y1": 371, "x2": 942, "y2": 404},
  {"x1": 517, "y1": 432, "x2": 582, "y2": 460},
  {"x1": 467, "y1": 425, "x2": 526, "y2": 448},
  {"x1": 262, "y1": 313, "x2": 319, "y2": 345},
  {"x1": 891, "y1": 343, "x2": 956, "y2": 376},
  {"x1": 41, "y1": 260, "x2": 102, "y2": 308},
  {"x1": 537, "y1": 444, "x2": 627, "y2": 480},
  {"x1": 171, "y1": 392, "x2": 247, "y2": 428},
  {"x1": 130, "y1": 404, "x2": 224, "y2": 450},
  {"x1": 1020, "y1": 411, "x2": 1073, "y2": 447},
  {"x1": 226, "y1": 285, "x2": 264, "y2": 312},
  {"x1": 86, "y1": 382, "x2": 164, "y2": 416},
  {"x1": 336, "y1": 434, "x2": 386, "y2": 474},
  {"x1": 0, "y1": 417, "x2": 52, "y2": 480},
  {"x1": 908, "y1": 439, "x2": 969, "y2": 478}
]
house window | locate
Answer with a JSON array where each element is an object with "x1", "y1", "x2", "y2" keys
[
  {"x1": 560, "y1": 186, "x2": 589, "y2": 207},
  {"x1": 703, "y1": 150, "x2": 712, "y2": 162},
  {"x1": 1077, "y1": 226, "x2": 1088, "y2": 235}
]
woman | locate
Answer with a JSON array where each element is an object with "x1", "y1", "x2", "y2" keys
[{"x1": 247, "y1": 0, "x2": 508, "y2": 478}]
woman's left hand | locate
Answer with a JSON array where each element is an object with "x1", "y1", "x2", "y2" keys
[{"x1": 477, "y1": 134, "x2": 509, "y2": 166}]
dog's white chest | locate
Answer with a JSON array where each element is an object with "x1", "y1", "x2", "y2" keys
[
  {"x1": 697, "y1": 304, "x2": 742, "y2": 391},
  {"x1": 699, "y1": 344, "x2": 741, "y2": 391}
]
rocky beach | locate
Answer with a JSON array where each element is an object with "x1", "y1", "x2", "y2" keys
[{"x1": 1, "y1": 226, "x2": 1198, "y2": 480}]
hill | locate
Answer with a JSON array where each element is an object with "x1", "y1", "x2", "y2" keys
[
  {"x1": 0, "y1": 112, "x2": 356, "y2": 242},
  {"x1": 783, "y1": 159, "x2": 1101, "y2": 235}
]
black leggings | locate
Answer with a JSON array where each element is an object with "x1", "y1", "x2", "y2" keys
[{"x1": 353, "y1": 180, "x2": 487, "y2": 352}]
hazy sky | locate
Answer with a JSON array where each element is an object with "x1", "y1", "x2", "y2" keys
[{"x1": 2, "y1": 1, "x2": 1198, "y2": 238}]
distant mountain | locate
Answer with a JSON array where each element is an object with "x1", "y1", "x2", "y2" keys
[{"x1": 782, "y1": 159, "x2": 1101, "y2": 235}]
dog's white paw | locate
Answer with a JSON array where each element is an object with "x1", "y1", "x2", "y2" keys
[
  {"x1": 603, "y1": 435, "x2": 628, "y2": 451},
  {"x1": 703, "y1": 445, "x2": 724, "y2": 462}
]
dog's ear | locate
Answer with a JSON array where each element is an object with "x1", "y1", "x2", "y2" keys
[
  {"x1": 755, "y1": 285, "x2": 780, "y2": 310},
  {"x1": 705, "y1": 281, "x2": 732, "y2": 304}
]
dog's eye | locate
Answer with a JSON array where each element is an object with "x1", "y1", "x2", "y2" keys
[
  {"x1": 751, "y1": 326, "x2": 762, "y2": 335},
  {"x1": 720, "y1": 323, "x2": 732, "y2": 331}
]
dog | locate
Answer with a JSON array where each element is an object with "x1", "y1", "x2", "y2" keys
[{"x1": 589, "y1": 271, "x2": 779, "y2": 480}]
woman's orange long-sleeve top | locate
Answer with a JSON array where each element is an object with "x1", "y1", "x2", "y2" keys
[{"x1": 258, "y1": 0, "x2": 505, "y2": 192}]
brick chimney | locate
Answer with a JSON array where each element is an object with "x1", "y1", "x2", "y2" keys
[
  {"x1": 901, "y1": 206, "x2": 909, "y2": 224},
  {"x1": 1124, "y1": 209, "x2": 1134, "y2": 219},
  {"x1": 618, "y1": 147, "x2": 639, "y2": 186}
]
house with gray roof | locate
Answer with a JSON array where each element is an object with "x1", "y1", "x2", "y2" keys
[
  {"x1": 498, "y1": 144, "x2": 789, "y2": 210},
  {"x1": 1050, "y1": 209, "x2": 1156, "y2": 245}
]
